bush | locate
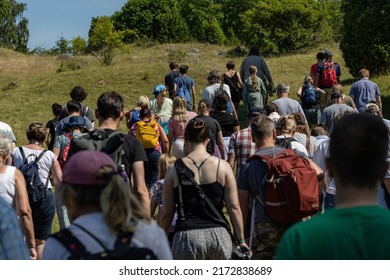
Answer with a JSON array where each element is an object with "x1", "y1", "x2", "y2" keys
[
  {"x1": 238, "y1": 0, "x2": 332, "y2": 54},
  {"x1": 340, "y1": 0, "x2": 390, "y2": 76},
  {"x1": 112, "y1": 0, "x2": 189, "y2": 43},
  {"x1": 179, "y1": 0, "x2": 226, "y2": 45}
]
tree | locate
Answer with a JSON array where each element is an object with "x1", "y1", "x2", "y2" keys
[
  {"x1": 0, "y1": 0, "x2": 29, "y2": 52},
  {"x1": 340, "y1": 0, "x2": 390, "y2": 76},
  {"x1": 238, "y1": 0, "x2": 332, "y2": 54},
  {"x1": 70, "y1": 36, "x2": 87, "y2": 55},
  {"x1": 112, "y1": 0, "x2": 189, "y2": 43},
  {"x1": 51, "y1": 36, "x2": 71, "y2": 54},
  {"x1": 179, "y1": 0, "x2": 226, "y2": 44},
  {"x1": 88, "y1": 16, "x2": 124, "y2": 66}
]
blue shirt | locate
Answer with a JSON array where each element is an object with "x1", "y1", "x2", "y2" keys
[
  {"x1": 349, "y1": 78, "x2": 381, "y2": 113},
  {"x1": 0, "y1": 197, "x2": 30, "y2": 260}
]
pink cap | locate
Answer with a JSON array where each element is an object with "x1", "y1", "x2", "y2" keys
[{"x1": 62, "y1": 150, "x2": 117, "y2": 185}]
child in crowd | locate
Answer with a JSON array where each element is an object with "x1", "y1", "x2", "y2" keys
[{"x1": 150, "y1": 154, "x2": 176, "y2": 224}]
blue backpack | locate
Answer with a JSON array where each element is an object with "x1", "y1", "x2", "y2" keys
[
  {"x1": 301, "y1": 85, "x2": 318, "y2": 106},
  {"x1": 18, "y1": 147, "x2": 48, "y2": 204},
  {"x1": 176, "y1": 77, "x2": 191, "y2": 103}
]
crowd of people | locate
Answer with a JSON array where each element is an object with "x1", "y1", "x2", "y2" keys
[{"x1": 0, "y1": 46, "x2": 389, "y2": 260}]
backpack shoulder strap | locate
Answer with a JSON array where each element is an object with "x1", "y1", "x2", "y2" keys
[
  {"x1": 18, "y1": 147, "x2": 26, "y2": 163},
  {"x1": 72, "y1": 223, "x2": 109, "y2": 251},
  {"x1": 174, "y1": 159, "x2": 233, "y2": 238},
  {"x1": 51, "y1": 228, "x2": 90, "y2": 259},
  {"x1": 34, "y1": 150, "x2": 48, "y2": 164}
]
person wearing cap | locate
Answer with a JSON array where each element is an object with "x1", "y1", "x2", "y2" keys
[
  {"x1": 149, "y1": 83, "x2": 173, "y2": 135},
  {"x1": 59, "y1": 85, "x2": 95, "y2": 127},
  {"x1": 195, "y1": 99, "x2": 226, "y2": 159},
  {"x1": 55, "y1": 99, "x2": 93, "y2": 137},
  {"x1": 53, "y1": 116, "x2": 89, "y2": 230},
  {"x1": 41, "y1": 150, "x2": 172, "y2": 260},
  {"x1": 320, "y1": 91, "x2": 355, "y2": 134},
  {"x1": 349, "y1": 68, "x2": 382, "y2": 113},
  {"x1": 315, "y1": 50, "x2": 342, "y2": 108}
]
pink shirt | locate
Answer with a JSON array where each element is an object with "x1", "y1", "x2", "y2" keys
[{"x1": 168, "y1": 111, "x2": 198, "y2": 139}]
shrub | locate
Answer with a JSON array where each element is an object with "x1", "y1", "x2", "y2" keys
[
  {"x1": 236, "y1": 0, "x2": 332, "y2": 54},
  {"x1": 340, "y1": 0, "x2": 390, "y2": 76}
]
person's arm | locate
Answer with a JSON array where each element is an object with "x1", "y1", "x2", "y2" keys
[
  {"x1": 14, "y1": 169, "x2": 36, "y2": 259},
  {"x1": 236, "y1": 72, "x2": 244, "y2": 88},
  {"x1": 191, "y1": 86, "x2": 196, "y2": 110},
  {"x1": 160, "y1": 167, "x2": 176, "y2": 234},
  {"x1": 227, "y1": 133, "x2": 236, "y2": 169},
  {"x1": 223, "y1": 161, "x2": 249, "y2": 249},
  {"x1": 52, "y1": 147, "x2": 60, "y2": 158},
  {"x1": 157, "y1": 123, "x2": 169, "y2": 153},
  {"x1": 50, "y1": 158, "x2": 62, "y2": 186},
  {"x1": 167, "y1": 129, "x2": 174, "y2": 155},
  {"x1": 315, "y1": 73, "x2": 321, "y2": 88},
  {"x1": 216, "y1": 131, "x2": 226, "y2": 160},
  {"x1": 376, "y1": 94, "x2": 382, "y2": 112},
  {"x1": 132, "y1": 161, "x2": 151, "y2": 217},
  {"x1": 297, "y1": 87, "x2": 303, "y2": 98}
]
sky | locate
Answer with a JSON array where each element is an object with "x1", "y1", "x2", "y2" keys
[{"x1": 21, "y1": 0, "x2": 128, "y2": 50}]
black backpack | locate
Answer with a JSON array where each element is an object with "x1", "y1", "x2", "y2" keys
[
  {"x1": 275, "y1": 136, "x2": 297, "y2": 149},
  {"x1": 52, "y1": 223, "x2": 158, "y2": 260},
  {"x1": 18, "y1": 147, "x2": 49, "y2": 204}
]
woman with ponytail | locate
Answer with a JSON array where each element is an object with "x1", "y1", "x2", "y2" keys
[
  {"x1": 242, "y1": 65, "x2": 267, "y2": 112},
  {"x1": 41, "y1": 150, "x2": 172, "y2": 260},
  {"x1": 161, "y1": 120, "x2": 250, "y2": 260}
]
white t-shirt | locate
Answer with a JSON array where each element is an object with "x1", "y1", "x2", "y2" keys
[
  {"x1": 0, "y1": 166, "x2": 16, "y2": 207},
  {"x1": 12, "y1": 147, "x2": 56, "y2": 189},
  {"x1": 312, "y1": 139, "x2": 336, "y2": 195},
  {"x1": 41, "y1": 212, "x2": 173, "y2": 260},
  {"x1": 201, "y1": 83, "x2": 231, "y2": 101}
]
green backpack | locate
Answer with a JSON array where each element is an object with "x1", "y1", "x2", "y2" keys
[{"x1": 68, "y1": 129, "x2": 126, "y2": 173}]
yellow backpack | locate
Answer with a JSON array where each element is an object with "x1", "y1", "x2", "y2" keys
[{"x1": 135, "y1": 121, "x2": 159, "y2": 149}]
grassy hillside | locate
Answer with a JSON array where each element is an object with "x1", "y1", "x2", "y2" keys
[{"x1": 1, "y1": 42, "x2": 390, "y2": 143}]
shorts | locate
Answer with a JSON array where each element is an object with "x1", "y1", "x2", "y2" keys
[
  {"x1": 172, "y1": 227, "x2": 233, "y2": 260},
  {"x1": 31, "y1": 188, "x2": 55, "y2": 240}
]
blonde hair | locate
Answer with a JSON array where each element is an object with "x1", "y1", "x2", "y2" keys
[
  {"x1": 172, "y1": 96, "x2": 188, "y2": 122},
  {"x1": 276, "y1": 114, "x2": 297, "y2": 135},
  {"x1": 0, "y1": 133, "x2": 13, "y2": 160},
  {"x1": 249, "y1": 65, "x2": 258, "y2": 91},
  {"x1": 158, "y1": 154, "x2": 176, "y2": 180},
  {"x1": 61, "y1": 168, "x2": 148, "y2": 236},
  {"x1": 136, "y1": 95, "x2": 149, "y2": 107},
  {"x1": 331, "y1": 83, "x2": 343, "y2": 94},
  {"x1": 304, "y1": 76, "x2": 313, "y2": 85}
]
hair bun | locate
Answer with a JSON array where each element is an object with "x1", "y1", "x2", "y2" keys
[{"x1": 193, "y1": 121, "x2": 205, "y2": 129}]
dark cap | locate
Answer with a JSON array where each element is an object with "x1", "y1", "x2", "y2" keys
[
  {"x1": 248, "y1": 107, "x2": 267, "y2": 118},
  {"x1": 324, "y1": 50, "x2": 333, "y2": 57},
  {"x1": 199, "y1": 99, "x2": 212, "y2": 108},
  {"x1": 62, "y1": 116, "x2": 87, "y2": 131},
  {"x1": 62, "y1": 150, "x2": 117, "y2": 185},
  {"x1": 331, "y1": 92, "x2": 341, "y2": 99}
]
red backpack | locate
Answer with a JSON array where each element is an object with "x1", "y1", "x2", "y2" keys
[
  {"x1": 320, "y1": 61, "x2": 337, "y2": 87},
  {"x1": 249, "y1": 149, "x2": 320, "y2": 224},
  {"x1": 58, "y1": 133, "x2": 73, "y2": 168}
]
